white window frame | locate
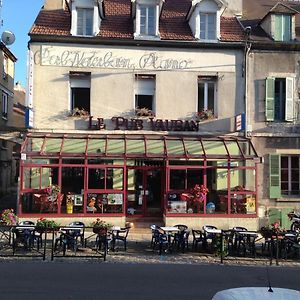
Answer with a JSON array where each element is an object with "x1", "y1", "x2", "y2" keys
[
  {"x1": 77, "y1": 8, "x2": 94, "y2": 36},
  {"x1": 273, "y1": 14, "x2": 291, "y2": 42},
  {"x1": 70, "y1": 0, "x2": 101, "y2": 37},
  {"x1": 134, "y1": 1, "x2": 160, "y2": 40},
  {"x1": 199, "y1": 12, "x2": 217, "y2": 40},
  {"x1": 134, "y1": 75, "x2": 156, "y2": 114},
  {"x1": 2, "y1": 92, "x2": 8, "y2": 119},
  {"x1": 197, "y1": 79, "x2": 217, "y2": 115},
  {"x1": 3, "y1": 56, "x2": 8, "y2": 80}
]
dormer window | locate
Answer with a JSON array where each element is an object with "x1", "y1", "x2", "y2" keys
[
  {"x1": 187, "y1": 0, "x2": 226, "y2": 42},
  {"x1": 259, "y1": 3, "x2": 297, "y2": 42},
  {"x1": 71, "y1": 0, "x2": 104, "y2": 37},
  {"x1": 274, "y1": 14, "x2": 291, "y2": 41},
  {"x1": 140, "y1": 5, "x2": 156, "y2": 36},
  {"x1": 132, "y1": 0, "x2": 163, "y2": 40},
  {"x1": 200, "y1": 13, "x2": 216, "y2": 40},
  {"x1": 77, "y1": 8, "x2": 94, "y2": 36}
]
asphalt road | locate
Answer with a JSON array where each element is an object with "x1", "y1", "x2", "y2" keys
[{"x1": 0, "y1": 261, "x2": 299, "y2": 300}]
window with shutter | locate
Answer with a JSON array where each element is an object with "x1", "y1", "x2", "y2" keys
[
  {"x1": 265, "y1": 77, "x2": 275, "y2": 121},
  {"x1": 285, "y1": 77, "x2": 294, "y2": 122},
  {"x1": 269, "y1": 154, "x2": 281, "y2": 198}
]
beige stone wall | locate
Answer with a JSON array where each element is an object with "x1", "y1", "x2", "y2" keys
[{"x1": 30, "y1": 43, "x2": 244, "y2": 135}]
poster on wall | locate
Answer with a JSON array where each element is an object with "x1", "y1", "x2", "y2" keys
[
  {"x1": 167, "y1": 201, "x2": 187, "y2": 213},
  {"x1": 246, "y1": 197, "x2": 256, "y2": 213},
  {"x1": 108, "y1": 194, "x2": 123, "y2": 205}
]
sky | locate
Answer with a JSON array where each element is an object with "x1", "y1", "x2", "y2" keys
[{"x1": 2, "y1": 0, "x2": 44, "y2": 87}]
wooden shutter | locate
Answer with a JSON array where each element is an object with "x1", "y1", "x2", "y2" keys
[
  {"x1": 269, "y1": 154, "x2": 281, "y2": 198},
  {"x1": 285, "y1": 77, "x2": 294, "y2": 122},
  {"x1": 265, "y1": 77, "x2": 275, "y2": 121}
]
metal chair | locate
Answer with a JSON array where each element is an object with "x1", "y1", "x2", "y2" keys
[
  {"x1": 111, "y1": 227, "x2": 130, "y2": 251},
  {"x1": 192, "y1": 229, "x2": 203, "y2": 251}
]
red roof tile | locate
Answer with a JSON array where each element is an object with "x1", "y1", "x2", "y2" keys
[{"x1": 30, "y1": 0, "x2": 244, "y2": 43}]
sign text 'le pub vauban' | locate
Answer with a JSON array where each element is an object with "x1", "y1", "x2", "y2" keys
[{"x1": 89, "y1": 117, "x2": 199, "y2": 132}]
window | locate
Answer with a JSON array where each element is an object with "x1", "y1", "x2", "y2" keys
[
  {"x1": 77, "y1": 8, "x2": 93, "y2": 36},
  {"x1": 198, "y1": 77, "x2": 216, "y2": 114},
  {"x1": 140, "y1": 5, "x2": 156, "y2": 36},
  {"x1": 265, "y1": 77, "x2": 293, "y2": 122},
  {"x1": 3, "y1": 56, "x2": 8, "y2": 80},
  {"x1": 274, "y1": 14, "x2": 291, "y2": 42},
  {"x1": 2, "y1": 92, "x2": 8, "y2": 119},
  {"x1": 70, "y1": 72, "x2": 91, "y2": 114},
  {"x1": 269, "y1": 154, "x2": 300, "y2": 198},
  {"x1": 200, "y1": 13, "x2": 216, "y2": 40},
  {"x1": 135, "y1": 75, "x2": 155, "y2": 115}
]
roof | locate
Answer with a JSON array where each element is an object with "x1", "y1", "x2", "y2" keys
[
  {"x1": 241, "y1": 0, "x2": 300, "y2": 42},
  {"x1": 30, "y1": 0, "x2": 245, "y2": 43},
  {"x1": 22, "y1": 133, "x2": 259, "y2": 160}
]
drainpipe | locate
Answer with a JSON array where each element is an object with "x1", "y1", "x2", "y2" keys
[{"x1": 243, "y1": 26, "x2": 252, "y2": 138}]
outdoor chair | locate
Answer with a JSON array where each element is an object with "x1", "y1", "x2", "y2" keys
[
  {"x1": 150, "y1": 224, "x2": 160, "y2": 248},
  {"x1": 14, "y1": 220, "x2": 38, "y2": 250},
  {"x1": 192, "y1": 229, "x2": 203, "y2": 251},
  {"x1": 68, "y1": 221, "x2": 85, "y2": 246},
  {"x1": 111, "y1": 227, "x2": 130, "y2": 251},
  {"x1": 202, "y1": 225, "x2": 218, "y2": 251}
]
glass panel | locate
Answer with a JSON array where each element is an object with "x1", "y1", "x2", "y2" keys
[
  {"x1": 126, "y1": 139, "x2": 145, "y2": 155},
  {"x1": 87, "y1": 193, "x2": 123, "y2": 214},
  {"x1": 207, "y1": 13, "x2": 216, "y2": 39},
  {"x1": 107, "y1": 139, "x2": 125, "y2": 155},
  {"x1": 44, "y1": 138, "x2": 62, "y2": 153},
  {"x1": 166, "y1": 140, "x2": 185, "y2": 156},
  {"x1": 27, "y1": 138, "x2": 44, "y2": 152},
  {"x1": 77, "y1": 8, "x2": 84, "y2": 35},
  {"x1": 225, "y1": 141, "x2": 242, "y2": 157},
  {"x1": 170, "y1": 170, "x2": 185, "y2": 190},
  {"x1": 127, "y1": 169, "x2": 143, "y2": 215},
  {"x1": 281, "y1": 156, "x2": 288, "y2": 168},
  {"x1": 85, "y1": 9, "x2": 93, "y2": 36},
  {"x1": 238, "y1": 141, "x2": 256, "y2": 157},
  {"x1": 207, "y1": 82, "x2": 215, "y2": 110},
  {"x1": 184, "y1": 140, "x2": 203, "y2": 156},
  {"x1": 202, "y1": 140, "x2": 227, "y2": 155},
  {"x1": 88, "y1": 168, "x2": 105, "y2": 189},
  {"x1": 187, "y1": 169, "x2": 203, "y2": 188},
  {"x1": 87, "y1": 139, "x2": 106, "y2": 154},
  {"x1": 23, "y1": 167, "x2": 40, "y2": 189},
  {"x1": 63, "y1": 139, "x2": 86, "y2": 154},
  {"x1": 146, "y1": 139, "x2": 164, "y2": 155},
  {"x1": 148, "y1": 6, "x2": 155, "y2": 35}
]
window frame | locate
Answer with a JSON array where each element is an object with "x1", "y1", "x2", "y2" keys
[
  {"x1": 2, "y1": 92, "x2": 8, "y2": 119},
  {"x1": 199, "y1": 12, "x2": 217, "y2": 40},
  {"x1": 197, "y1": 78, "x2": 217, "y2": 114},
  {"x1": 274, "y1": 14, "x2": 291, "y2": 42},
  {"x1": 76, "y1": 7, "x2": 94, "y2": 36}
]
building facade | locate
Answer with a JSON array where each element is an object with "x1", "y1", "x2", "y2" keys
[
  {"x1": 0, "y1": 42, "x2": 17, "y2": 199},
  {"x1": 242, "y1": 0, "x2": 300, "y2": 229},
  {"x1": 20, "y1": 0, "x2": 261, "y2": 228}
]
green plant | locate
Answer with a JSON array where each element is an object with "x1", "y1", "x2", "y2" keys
[
  {"x1": 69, "y1": 107, "x2": 89, "y2": 117},
  {"x1": 90, "y1": 218, "x2": 112, "y2": 230},
  {"x1": 1, "y1": 209, "x2": 18, "y2": 225},
  {"x1": 36, "y1": 217, "x2": 60, "y2": 230},
  {"x1": 135, "y1": 107, "x2": 155, "y2": 117},
  {"x1": 195, "y1": 109, "x2": 214, "y2": 122}
]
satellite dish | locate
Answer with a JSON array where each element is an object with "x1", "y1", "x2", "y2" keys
[{"x1": 1, "y1": 31, "x2": 16, "y2": 46}]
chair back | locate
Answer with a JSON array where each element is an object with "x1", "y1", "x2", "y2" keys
[
  {"x1": 69, "y1": 221, "x2": 85, "y2": 228},
  {"x1": 203, "y1": 225, "x2": 217, "y2": 231},
  {"x1": 19, "y1": 220, "x2": 35, "y2": 226},
  {"x1": 175, "y1": 224, "x2": 188, "y2": 231},
  {"x1": 233, "y1": 226, "x2": 247, "y2": 232},
  {"x1": 192, "y1": 229, "x2": 202, "y2": 239}
]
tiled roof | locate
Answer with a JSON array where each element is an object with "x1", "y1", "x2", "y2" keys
[
  {"x1": 30, "y1": 0, "x2": 244, "y2": 43},
  {"x1": 241, "y1": 0, "x2": 300, "y2": 41}
]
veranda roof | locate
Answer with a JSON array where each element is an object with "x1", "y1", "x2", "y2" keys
[{"x1": 21, "y1": 133, "x2": 259, "y2": 160}]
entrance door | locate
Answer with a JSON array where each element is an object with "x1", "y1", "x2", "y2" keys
[{"x1": 126, "y1": 167, "x2": 163, "y2": 217}]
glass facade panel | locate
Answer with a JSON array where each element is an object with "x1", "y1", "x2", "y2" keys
[
  {"x1": 27, "y1": 138, "x2": 44, "y2": 152},
  {"x1": 107, "y1": 139, "x2": 125, "y2": 154},
  {"x1": 166, "y1": 140, "x2": 185, "y2": 156},
  {"x1": 63, "y1": 139, "x2": 86, "y2": 153},
  {"x1": 127, "y1": 139, "x2": 145, "y2": 155},
  {"x1": 44, "y1": 138, "x2": 62, "y2": 153},
  {"x1": 146, "y1": 140, "x2": 164, "y2": 155},
  {"x1": 184, "y1": 140, "x2": 203, "y2": 156},
  {"x1": 87, "y1": 139, "x2": 106, "y2": 154},
  {"x1": 202, "y1": 141, "x2": 227, "y2": 156}
]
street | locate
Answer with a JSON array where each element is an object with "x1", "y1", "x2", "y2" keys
[{"x1": 0, "y1": 261, "x2": 299, "y2": 299}]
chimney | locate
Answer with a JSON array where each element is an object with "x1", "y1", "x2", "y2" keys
[{"x1": 44, "y1": 0, "x2": 65, "y2": 10}]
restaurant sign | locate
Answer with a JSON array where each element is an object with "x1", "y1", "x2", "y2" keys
[{"x1": 89, "y1": 116, "x2": 199, "y2": 132}]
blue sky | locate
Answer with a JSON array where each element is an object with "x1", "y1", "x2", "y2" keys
[{"x1": 2, "y1": 0, "x2": 44, "y2": 87}]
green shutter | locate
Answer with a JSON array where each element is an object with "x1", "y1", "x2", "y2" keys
[
  {"x1": 269, "y1": 154, "x2": 281, "y2": 198},
  {"x1": 282, "y1": 15, "x2": 291, "y2": 41},
  {"x1": 265, "y1": 77, "x2": 275, "y2": 121},
  {"x1": 274, "y1": 15, "x2": 282, "y2": 41},
  {"x1": 285, "y1": 77, "x2": 294, "y2": 122}
]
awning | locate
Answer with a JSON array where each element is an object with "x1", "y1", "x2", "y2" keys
[{"x1": 21, "y1": 133, "x2": 259, "y2": 160}]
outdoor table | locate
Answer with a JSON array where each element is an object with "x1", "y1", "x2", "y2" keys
[
  {"x1": 160, "y1": 226, "x2": 180, "y2": 252},
  {"x1": 235, "y1": 231, "x2": 258, "y2": 256}
]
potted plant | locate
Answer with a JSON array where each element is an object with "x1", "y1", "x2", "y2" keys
[
  {"x1": 90, "y1": 218, "x2": 112, "y2": 235},
  {"x1": 36, "y1": 217, "x2": 60, "y2": 233},
  {"x1": 68, "y1": 107, "x2": 90, "y2": 118},
  {"x1": 180, "y1": 184, "x2": 209, "y2": 213},
  {"x1": 135, "y1": 107, "x2": 155, "y2": 117},
  {"x1": 195, "y1": 109, "x2": 214, "y2": 122},
  {"x1": 1, "y1": 209, "x2": 18, "y2": 226}
]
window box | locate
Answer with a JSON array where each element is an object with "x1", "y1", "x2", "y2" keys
[
  {"x1": 135, "y1": 107, "x2": 155, "y2": 118},
  {"x1": 195, "y1": 109, "x2": 214, "y2": 122},
  {"x1": 68, "y1": 107, "x2": 90, "y2": 118}
]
